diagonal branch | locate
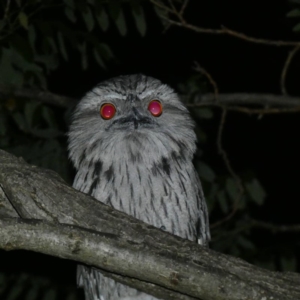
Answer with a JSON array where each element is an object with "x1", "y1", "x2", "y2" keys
[
  {"x1": 0, "y1": 149, "x2": 300, "y2": 300},
  {"x1": 151, "y1": 1, "x2": 300, "y2": 47}
]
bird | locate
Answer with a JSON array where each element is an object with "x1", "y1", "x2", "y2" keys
[{"x1": 68, "y1": 74, "x2": 210, "y2": 300}]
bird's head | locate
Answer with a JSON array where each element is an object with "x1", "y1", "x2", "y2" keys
[{"x1": 68, "y1": 74, "x2": 196, "y2": 168}]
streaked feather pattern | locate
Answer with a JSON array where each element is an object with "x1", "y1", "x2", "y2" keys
[{"x1": 68, "y1": 74, "x2": 210, "y2": 300}]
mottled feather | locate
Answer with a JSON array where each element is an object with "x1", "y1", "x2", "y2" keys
[{"x1": 68, "y1": 74, "x2": 210, "y2": 300}]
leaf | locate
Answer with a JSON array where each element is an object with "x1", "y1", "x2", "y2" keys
[
  {"x1": 281, "y1": 256, "x2": 297, "y2": 272},
  {"x1": 108, "y1": 2, "x2": 121, "y2": 19},
  {"x1": 0, "y1": 114, "x2": 7, "y2": 136},
  {"x1": 82, "y1": 6, "x2": 95, "y2": 31},
  {"x1": 28, "y1": 25, "x2": 36, "y2": 50},
  {"x1": 10, "y1": 34, "x2": 34, "y2": 61},
  {"x1": 65, "y1": 7, "x2": 77, "y2": 23},
  {"x1": 108, "y1": 3, "x2": 127, "y2": 36},
  {"x1": 46, "y1": 37, "x2": 58, "y2": 53},
  {"x1": 78, "y1": 42, "x2": 88, "y2": 70},
  {"x1": 57, "y1": 32, "x2": 68, "y2": 60},
  {"x1": 63, "y1": 0, "x2": 75, "y2": 9},
  {"x1": 288, "y1": 0, "x2": 300, "y2": 4},
  {"x1": 194, "y1": 108, "x2": 213, "y2": 119},
  {"x1": 0, "y1": 20, "x2": 5, "y2": 31},
  {"x1": 30, "y1": 128, "x2": 63, "y2": 139},
  {"x1": 217, "y1": 190, "x2": 229, "y2": 213},
  {"x1": 0, "y1": 48, "x2": 23, "y2": 87},
  {"x1": 226, "y1": 178, "x2": 239, "y2": 202},
  {"x1": 237, "y1": 236, "x2": 255, "y2": 250},
  {"x1": 196, "y1": 161, "x2": 216, "y2": 182},
  {"x1": 42, "y1": 288, "x2": 57, "y2": 300},
  {"x1": 98, "y1": 43, "x2": 114, "y2": 59},
  {"x1": 12, "y1": 112, "x2": 28, "y2": 132},
  {"x1": 25, "y1": 285, "x2": 39, "y2": 300},
  {"x1": 93, "y1": 48, "x2": 106, "y2": 68},
  {"x1": 153, "y1": 4, "x2": 169, "y2": 28},
  {"x1": 293, "y1": 22, "x2": 300, "y2": 32},
  {"x1": 24, "y1": 101, "x2": 39, "y2": 129},
  {"x1": 245, "y1": 178, "x2": 266, "y2": 205},
  {"x1": 131, "y1": 3, "x2": 147, "y2": 36},
  {"x1": 41, "y1": 106, "x2": 58, "y2": 128},
  {"x1": 286, "y1": 8, "x2": 300, "y2": 17},
  {"x1": 96, "y1": 7, "x2": 110, "y2": 31},
  {"x1": 18, "y1": 12, "x2": 29, "y2": 30}
]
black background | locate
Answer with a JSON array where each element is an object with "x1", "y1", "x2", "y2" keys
[{"x1": 1, "y1": 0, "x2": 300, "y2": 293}]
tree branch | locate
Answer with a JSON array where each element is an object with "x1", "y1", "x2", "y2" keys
[
  {"x1": 1, "y1": 84, "x2": 300, "y2": 114},
  {"x1": 151, "y1": 0, "x2": 300, "y2": 47},
  {"x1": 0, "y1": 84, "x2": 77, "y2": 108},
  {"x1": 0, "y1": 149, "x2": 300, "y2": 300}
]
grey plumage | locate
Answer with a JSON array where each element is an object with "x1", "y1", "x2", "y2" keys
[{"x1": 68, "y1": 74, "x2": 210, "y2": 300}]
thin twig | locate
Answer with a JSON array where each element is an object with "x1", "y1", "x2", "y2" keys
[
  {"x1": 179, "y1": 0, "x2": 189, "y2": 16},
  {"x1": 151, "y1": 1, "x2": 300, "y2": 47},
  {"x1": 193, "y1": 63, "x2": 244, "y2": 228},
  {"x1": 250, "y1": 219, "x2": 300, "y2": 233},
  {"x1": 226, "y1": 105, "x2": 300, "y2": 114},
  {"x1": 187, "y1": 103, "x2": 300, "y2": 114},
  {"x1": 3, "y1": 0, "x2": 11, "y2": 20},
  {"x1": 193, "y1": 62, "x2": 219, "y2": 101},
  {"x1": 281, "y1": 45, "x2": 300, "y2": 95},
  {"x1": 210, "y1": 109, "x2": 244, "y2": 229}
]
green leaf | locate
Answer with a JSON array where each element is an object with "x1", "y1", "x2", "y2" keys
[
  {"x1": 46, "y1": 37, "x2": 58, "y2": 53},
  {"x1": 63, "y1": 0, "x2": 75, "y2": 9},
  {"x1": 42, "y1": 288, "x2": 57, "y2": 300},
  {"x1": 196, "y1": 161, "x2": 216, "y2": 182},
  {"x1": 245, "y1": 178, "x2": 266, "y2": 205},
  {"x1": 237, "y1": 236, "x2": 255, "y2": 250},
  {"x1": 287, "y1": 8, "x2": 300, "y2": 17},
  {"x1": 28, "y1": 25, "x2": 36, "y2": 50},
  {"x1": 108, "y1": 2, "x2": 121, "y2": 19},
  {"x1": 281, "y1": 256, "x2": 297, "y2": 272},
  {"x1": 25, "y1": 286, "x2": 39, "y2": 300},
  {"x1": 131, "y1": 3, "x2": 147, "y2": 36},
  {"x1": 10, "y1": 34, "x2": 34, "y2": 61},
  {"x1": 82, "y1": 6, "x2": 95, "y2": 31},
  {"x1": 226, "y1": 178, "x2": 239, "y2": 202},
  {"x1": 65, "y1": 7, "x2": 77, "y2": 23},
  {"x1": 98, "y1": 43, "x2": 114, "y2": 59},
  {"x1": 108, "y1": 3, "x2": 127, "y2": 36},
  {"x1": 217, "y1": 190, "x2": 228, "y2": 213},
  {"x1": 289, "y1": 0, "x2": 300, "y2": 4},
  {"x1": 24, "y1": 101, "x2": 39, "y2": 129},
  {"x1": 0, "y1": 114, "x2": 7, "y2": 136},
  {"x1": 0, "y1": 48, "x2": 23, "y2": 87},
  {"x1": 78, "y1": 42, "x2": 88, "y2": 70},
  {"x1": 153, "y1": 4, "x2": 169, "y2": 28},
  {"x1": 96, "y1": 7, "x2": 110, "y2": 31},
  {"x1": 30, "y1": 128, "x2": 63, "y2": 139},
  {"x1": 41, "y1": 106, "x2": 58, "y2": 128},
  {"x1": 0, "y1": 20, "x2": 5, "y2": 31},
  {"x1": 18, "y1": 12, "x2": 29, "y2": 30},
  {"x1": 93, "y1": 48, "x2": 106, "y2": 68},
  {"x1": 12, "y1": 112, "x2": 28, "y2": 132},
  {"x1": 293, "y1": 22, "x2": 300, "y2": 32},
  {"x1": 194, "y1": 108, "x2": 214, "y2": 119},
  {"x1": 57, "y1": 32, "x2": 68, "y2": 60}
]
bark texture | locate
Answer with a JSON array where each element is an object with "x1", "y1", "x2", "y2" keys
[{"x1": 0, "y1": 149, "x2": 299, "y2": 300}]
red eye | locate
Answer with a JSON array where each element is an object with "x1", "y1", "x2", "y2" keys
[
  {"x1": 148, "y1": 100, "x2": 163, "y2": 117},
  {"x1": 100, "y1": 103, "x2": 116, "y2": 120}
]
